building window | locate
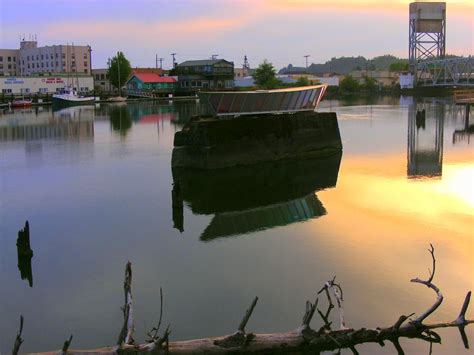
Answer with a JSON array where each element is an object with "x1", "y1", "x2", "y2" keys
[
  {"x1": 27, "y1": 64, "x2": 30, "y2": 69},
  {"x1": 0, "y1": 56, "x2": 3, "y2": 62},
  {"x1": 41, "y1": 63, "x2": 44, "y2": 68},
  {"x1": 56, "y1": 61, "x2": 59, "y2": 67},
  {"x1": 2, "y1": 89, "x2": 12, "y2": 93},
  {"x1": 55, "y1": 53, "x2": 58, "y2": 58},
  {"x1": 84, "y1": 69, "x2": 88, "y2": 73},
  {"x1": 83, "y1": 54, "x2": 87, "y2": 59},
  {"x1": 50, "y1": 54, "x2": 53, "y2": 59},
  {"x1": 36, "y1": 55, "x2": 39, "y2": 60},
  {"x1": 13, "y1": 57, "x2": 16, "y2": 62},
  {"x1": 62, "y1": 53, "x2": 65, "y2": 59},
  {"x1": 39, "y1": 88, "x2": 48, "y2": 93},
  {"x1": 84, "y1": 61, "x2": 87, "y2": 67},
  {"x1": 21, "y1": 88, "x2": 31, "y2": 93},
  {"x1": 41, "y1": 54, "x2": 44, "y2": 60},
  {"x1": 8, "y1": 64, "x2": 11, "y2": 69},
  {"x1": 8, "y1": 56, "x2": 11, "y2": 62},
  {"x1": 100, "y1": 74, "x2": 105, "y2": 80}
]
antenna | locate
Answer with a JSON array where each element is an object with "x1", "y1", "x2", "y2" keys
[
  {"x1": 171, "y1": 53, "x2": 177, "y2": 68},
  {"x1": 304, "y1": 54, "x2": 310, "y2": 72},
  {"x1": 211, "y1": 54, "x2": 219, "y2": 60}
]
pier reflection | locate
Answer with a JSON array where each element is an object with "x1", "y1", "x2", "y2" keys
[
  {"x1": 407, "y1": 99, "x2": 444, "y2": 178},
  {"x1": 172, "y1": 153, "x2": 341, "y2": 241},
  {"x1": 406, "y1": 98, "x2": 471, "y2": 179}
]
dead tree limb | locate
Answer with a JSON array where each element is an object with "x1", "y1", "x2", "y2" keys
[
  {"x1": 12, "y1": 315, "x2": 24, "y2": 355},
  {"x1": 117, "y1": 261, "x2": 134, "y2": 346},
  {"x1": 62, "y1": 334, "x2": 73, "y2": 353},
  {"x1": 213, "y1": 297, "x2": 258, "y2": 349},
  {"x1": 18, "y1": 245, "x2": 474, "y2": 354},
  {"x1": 410, "y1": 244, "x2": 443, "y2": 325}
]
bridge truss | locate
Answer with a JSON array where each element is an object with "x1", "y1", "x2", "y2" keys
[{"x1": 416, "y1": 56, "x2": 474, "y2": 87}]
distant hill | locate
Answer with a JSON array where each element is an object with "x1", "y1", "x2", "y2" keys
[{"x1": 279, "y1": 55, "x2": 408, "y2": 75}]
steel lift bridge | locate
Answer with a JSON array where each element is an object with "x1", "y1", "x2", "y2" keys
[{"x1": 409, "y1": 2, "x2": 473, "y2": 87}]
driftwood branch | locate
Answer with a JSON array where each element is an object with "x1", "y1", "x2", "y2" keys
[
  {"x1": 62, "y1": 334, "x2": 73, "y2": 353},
  {"x1": 14, "y1": 245, "x2": 474, "y2": 354},
  {"x1": 238, "y1": 296, "x2": 258, "y2": 332},
  {"x1": 12, "y1": 315, "x2": 24, "y2": 355},
  {"x1": 117, "y1": 261, "x2": 134, "y2": 346},
  {"x1": 410, "y1": 244, "x2": 443, "y2": 325}
]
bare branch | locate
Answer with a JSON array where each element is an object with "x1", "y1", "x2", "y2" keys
[
  {"x1": 117, "y1": 261, "x2": 134, "y2": 346},
  {"x1": 62, "y1": 334, "x2": 73, "y2": 353},
  {"x1": 301, "y1": 298, "x2": 318, "y2": 328},
  {"x1": 147, "y1": 287, "x2": 164, "y2": 341},
  {"x1": 12, "y1": 315, "x2": 24, "y2": 355},
  {"x1": 456, "y1": 291, "x2": 471, "y2": 325},
  {"x1": 238, "y1": 296, "x2": 258, "y2": 332},
  {"x1": 410, "y1": 244, "x2": 443, "y2": 325}
]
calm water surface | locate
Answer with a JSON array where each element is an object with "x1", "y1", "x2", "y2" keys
[{"x1": 0, "y1": 97, "x2": 472, "y2": 354}]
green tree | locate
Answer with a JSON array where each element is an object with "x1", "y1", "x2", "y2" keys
[
  {"x1": 107, "y1": 52, "x2": 132, "y2": 91},
  {"x1": 295, "y1": 76, "x2": 310, "y2": 86},
  {"x1": 339, "y1": 75, "x2": 360, "y2": 93},
  {"x1": 252, "y1": 60, "x2": 281, "y2": 89},
  {"x1": 362, "y1": 75, "x2": 378, "y2": 92},
  {"x1": 389, "y1": 60, "x2": 409, "y2": 72}
]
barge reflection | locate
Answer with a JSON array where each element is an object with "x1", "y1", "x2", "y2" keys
[{"x1": 172, "y1": 153, "x2": 341, "y2": 241}]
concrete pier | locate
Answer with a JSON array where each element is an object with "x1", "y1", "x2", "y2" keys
[{"x1": 171, "y1": 111, "x2": 342, "y2": 169}]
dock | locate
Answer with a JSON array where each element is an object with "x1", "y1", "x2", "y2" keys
[{"x1": 454, "y1": 89, "x2": 474, "y2": 104}]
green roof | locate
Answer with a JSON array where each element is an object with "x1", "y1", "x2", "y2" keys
[{"x1": 178, "y1": 59, "x2": 232, "y2": 67}]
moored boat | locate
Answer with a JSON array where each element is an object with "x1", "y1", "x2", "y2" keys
[
  {"x1": 11, "y1": 98, "x2": 33, "y2": 108},
  {"x1": 198, "y1": 84, "x2": 327, "y2": 117},
  {"x1": 52, "y1": 86, "x2": 94, "y2": 107}
]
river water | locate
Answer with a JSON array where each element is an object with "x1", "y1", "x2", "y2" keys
[{"x1": 0, "y1": 97, "x2": 472, "y2": 354}]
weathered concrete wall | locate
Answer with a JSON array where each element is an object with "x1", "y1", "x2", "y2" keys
[{"x1": 171, "y1": 111, "x2": 342, "y2": 169}]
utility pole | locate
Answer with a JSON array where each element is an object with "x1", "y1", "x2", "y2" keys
[
  {"x1": 156, "y1": 54, "x2": 158, "y2": 69},
  {"x1": 158, "y1": 57, "x2": 164, "y2": 69},
  {"x1": 171, "y1": 53, "x2": 177, "y2": 68},
  {"x1": 304, "y1": 55, "x2": 310, "y2": 73}
]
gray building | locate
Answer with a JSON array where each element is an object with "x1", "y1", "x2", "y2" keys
[{"x1": 174, "y1": 59, "x2": 234, "y2": 90}]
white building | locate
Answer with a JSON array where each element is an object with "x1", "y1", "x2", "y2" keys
[{"x1": 0, "y1": 75, "x2": 94, "y2": 95}]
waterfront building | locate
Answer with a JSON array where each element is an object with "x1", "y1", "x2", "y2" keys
[
  {"x1": 0, "y1": 40, "x2": 92, "y2": 76},
  {"x1": 126, "y1": 73, "x2": 177, "y2": 96},
  {"x1": 0, "y1": 75, "x2": 94, "y2": 96},
  {"x1": 175, "y1": 59, "x2": 234, "y2": 90},
  {"x1": 0, "y1": 48, "x2": 20, "y2": 76},
  {"x1": 92, "y1": 68, "x2": 116, "y2": 93}
]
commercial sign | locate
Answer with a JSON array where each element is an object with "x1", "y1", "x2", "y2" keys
[
  {"x1": 42, "y1": 77, "x2": 65, "y2": 84},
  {"x1": 4, "y1": 78, "x2": 24, "y2": 85}
]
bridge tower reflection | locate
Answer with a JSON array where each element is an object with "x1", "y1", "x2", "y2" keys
[{"x1": 407, "y1": 98, "x2": 444, "y2": 178}]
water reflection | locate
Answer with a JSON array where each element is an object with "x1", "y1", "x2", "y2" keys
[
  {"x1": 172, "y1": 153, "x2": 341, "y2": 241},
  {"x1": 0, "y1": 106, "x2": 94, "y2": 142},
  {"x1": 407, "y1": 99, "x2": 444, "y2": 178},
  {"x1": 16, "y1": 221, "x2": 33, "y2": 287},
  {"x1": 406, "y1": 98, "x2": 472, "y2": 179},
  {"x1": 109, "y1": 105, "x2": 132, "y2": 136},
  {"x1": 453, "y1": 105, "x2": 473, "y2": 144}
]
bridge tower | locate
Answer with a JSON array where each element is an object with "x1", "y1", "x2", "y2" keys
[{"x1": 409, "y1": 2, "x2": 446, "y2": 74}]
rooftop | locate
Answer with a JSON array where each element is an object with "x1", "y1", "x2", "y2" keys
[
  {"x1": 178, "y1": 59, "x2": 232, "y2": 67},
  {"x1": 132, "y1": 73, "x2": 176, "y2": 83}
]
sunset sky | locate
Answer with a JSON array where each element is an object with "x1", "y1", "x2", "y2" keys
[{"x1": 0, "y1": 0, "x2": 472, "y2": 70}]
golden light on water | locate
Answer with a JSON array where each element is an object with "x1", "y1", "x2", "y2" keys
[{"x1": 319, "y1": 153, "x2": 474, "y2": 236}]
